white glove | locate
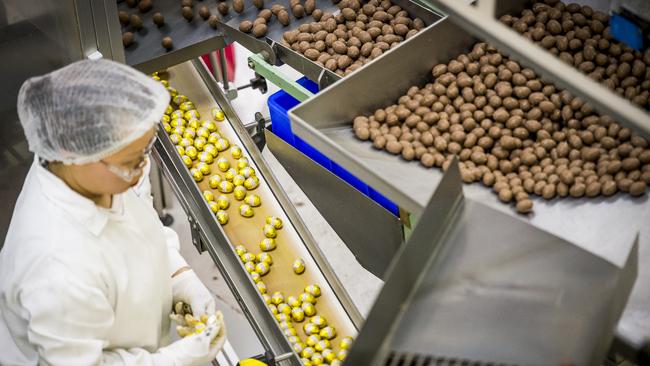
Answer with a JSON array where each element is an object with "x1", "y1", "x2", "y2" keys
[
  {"x1": 172, "y1": 269, "x2": 216, "y2": 318},
  {"x1": 159, "y1": 313, "x2": 227, "y2": 366}
]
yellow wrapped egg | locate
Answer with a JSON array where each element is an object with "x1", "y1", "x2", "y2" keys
[
  {"x1": 259, "y1": 238, "x2": 276, "y2": 251},
  {"x1": 319, "y1": 326, "x2": 336, "y2": 340},
  {"x1": 305, "y1": 285, "x2": 321, "y2": 297},
  {"x1": 236, "y1": 157, "x2": 249, "y2": 169},
  {"x1": 310, "y1": 353, "x2": 324, "y2": 365},
  {"x1": 245, "y1": 194, "x2": 262, "y2": 207},
  {"x1": 215, "y1": 138, "x2": 230, "y2": 152},
  {"x1": 203, "y1": 144, "x2": 218, "y2": 157},
  {"x1": 287, "y1": 296, "x2": 301, "y2": 308},
  {"x1": 184, "y1": 110, "x2": 200, "y2": 120},
  {"x1": 240, "y1": 166, "x2": 256, "y2": 178},
  {"x1": 208, "y1": 201, "x2": 219, "y2": 214},
  {"x1": 217, "y1": 181, "x2": 234, "y2": 194},
  {"x1": 256, "y1": 281, "x2": 267, "y2": 294},
  {"x1": 268, "y1": 304, "x2": 278, "y2": 315},
  {"x1": 284, "y1": 328, "x2": 297, "y2": 337},
  {"x1": 337, "y1": 349, "x2": 348, "y2": 361},
  {"x1": 152, "y1": 74, "x2": 161, "y2": 81},
  {"x1": 340, "y1": 336, "x2": 353, "y2": 350},
  {"x1": 263, "y1": 294, "x2": 271, "y2": 304},
  {"x1": 208, "y1": 132, "x2": 221, "y2": 144},
  {"x1": 165, "y1": 105, "x2": 174, "y2": 115},
  {"x1": 167, "y1": 87, "x2": 178, "y2": 98},
  {"x1": 216, "y1": 157, "x2": 230, "y2": 172},
  {"x1": 208, "y1": 175, "x2": 222, "y2": 189},
  {"x1": 301, "y1": 347, "x2": 315, "y2": 359},
  {"x1": 322, "y1": 349, "x2": 336, "y2": 363},
  {"x1": 175, "y1": 145, "x2": 185, "y2": 156},
  {"x1": 190, "y1": 168, "x2": 203, "y2": 182},
  {"x1": 160, "y1": 80, "x2": 169, "y2": 87},
  {"x1": 194, "y1": 137, "x2": 207, "y2": 151},
  {"x1": 244, "y1": 176, "x2": 260, "y2": 190},
  {"x1": 244, "y1": 261, "x2": 256, "y2": 273},
  {"x1": 299, "y1": 293, "x2": 316, "y2": 305},
  {"x1": 306, "y1": 334, "x2": 321, "y2": 347},
  {"x1": 182, "y1": 129, "x2": 196, "y2": 139},
  {"x1": 250, "y1": 272, "x2": 261, "y2": 283},
  {"x1": 216, "y1": 195, "x2": 230, "y2": 209},
  {"x1": 170, "y1": 134, "x2": 182, "y2": 145},
  {"x1": 315, "y1": 340, "x2": 330, "y2": 352},
  {"x1": 187, "y1": 118, "x2": 201, "y2": 130},
  {"x1": 211, "y1": 107, "x2": 225, "y2": 121},
  {"x1": 235, "y1": 245, "x2": 247, "y2": 256},
  {"x1": 224, "y1": 168, "x2": 238, "y2": 181},
  {"x1": 303, "y1": 323, "x2": 320, "y2": 335},
  {"x1": 230, "y1": 145, "x2": 243, "y2": 159},
  {"x1": 171, "y1": 118, "x2": 186, "y2": 128},
  {"x1": 216, "y1": 210, "x2": 229, "y2": 225},
  {"x1": 302, "y1": 359, "x2": 313, "y2": 366},
  {"x1": 301, "y1": 302, "x2": 317, "y2": 316},
  {"x1": 232, "y1": 174, "x2": 246, "y2": 186},
  {"x1": 196, "y1": 127, "x2": 210, "y2": 139},
  {"x1": 287, "y1": 335, "x2": 300, "y2": 344},
  {"x1": 196, "y1": 162, "x2": 211, "y2": 175},
  {"x1": 266, "y1": 216, "x2": 283, "y2": 229},
  {"x1": 179, "y1": 101, "x2": 195, "y2": 111},
  {"x1": 198, "y1": 151, "x2": 213, "y2": 164},
  {"x1": 270, "y1": 292, "x2": 284, "y2": 305},
  {"x1": 202, "y1": 120, "x2": 218, "y2": 132},
  {"x1": 233, "y1": 186, "x2": 247, "y2": 200},
  {"x1": 241, "y1": 253, "x2": 256, "y2": 263},
  {"x1": 172, "y1": 125, "x2": 185, "y2": 136},
  {"x1": 293, "y1": 343, "x2": 306, "y2": 354},
  {"x1": 257, "y1": 252, "x2": 273, "y2": 265},
  {"x1": 262, "y1": 224, "x2": 277, "y2": 238},
  {"x1": 239, "y1": 204, "x2": 254, "y2": 218},
  {"x1": 185, "y1": 146, "x2": 198, "y2": 160},
  {"x1": 291, "y1": 307, "x2": 305, "y2": 322},
  {"x1": 279, "y1": 321, "x2": 293, "y2": 331},
  {"x1": 275, "y1": 313, "x2": 289, "y2": 322},
  {"x1": 255, "y1": 262, "x2": 270, "y2": 276},
  {"x1": 311, "y1": 316, "x2": 327, "y2": 328},
  {"x1": 277, "y1": 303, "x2": 291, "y2": 315},
  {"x1": 171, "y1": 110, "x2": 185, "y2": 120},
  {"x1": 180, "y1": 137, "x2": 194, "y2": 148},
  {"x1": 203, "y1": 190, "x2": 215, "y2": 202},
  {"x1": 181, "y1": 155, "x2": 193, "y2": 168},
  {"x1": 293, "y1": 259, "x2": 306, "y2": 274},
  {"x1": 163, "y1": 122, "x2": 172, "y2": 133},
  {"x1": 173, "y1": 94, "x2": 188, "y2": 105},
  {"x1": 330, "y1": 360, "x2": 342, "y2": 366}
]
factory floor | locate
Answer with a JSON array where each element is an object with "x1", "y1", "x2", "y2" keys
[{"x1": 163, "y1": 43, "x2": 383, "y2": 361}]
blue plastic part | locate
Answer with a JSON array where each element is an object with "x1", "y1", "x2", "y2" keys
[
  {"x1": 267, "y1": 77, "x2": 399, "y2": 216},
  {"x1": 610, "y1": 13, "x2": 644, "y2": 50}
]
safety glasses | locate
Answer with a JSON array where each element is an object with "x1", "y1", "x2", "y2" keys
[{"x1": 101, "y1": 126, "x2": 159, "y2": 182}]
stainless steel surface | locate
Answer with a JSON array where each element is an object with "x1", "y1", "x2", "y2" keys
[
  {"x1": 423, "y1": 0, "x2": 650, "y2": 139},
  {"x1": 289, "y1": 14, "x2": 650, "y2": 347},
  {"x1": 347, "y1": 160, "x2": 638, "y2": 365},
  {"x1": 116, "y1": 0, "x2": 226, "y2": 73},
  {"x1": 216, "y1": 0, "x2": 441, "y2": 86},
  {"x1": 266, "y1": 129, "x2": 403, "y2": 279}
]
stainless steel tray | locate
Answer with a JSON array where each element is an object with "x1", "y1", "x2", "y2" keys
[{"x1": 289, "y1": 14, "x2": 650, "y2": 348}]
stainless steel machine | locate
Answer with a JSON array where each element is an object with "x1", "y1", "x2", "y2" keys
[{"x1": 1, "y1": 0, "x2": 648, "y2": 364}]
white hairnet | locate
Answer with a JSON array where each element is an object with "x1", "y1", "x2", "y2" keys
[{"x1": 17, "y1": 58, "x2": 169, "y2": 165}]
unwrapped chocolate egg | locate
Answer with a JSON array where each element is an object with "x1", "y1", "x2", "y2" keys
[
  {"x1": 208, "y1": 175, "x2": 222, "y2": 189},
  {"x1": 319, "y1": 326, "x2": 336, "y2": 340},
  {"x1": 190, "y1": 168, "x2": 204, "y2": 182},
  {"x1": 257, "y1": 252, "x2": 273, "y2": 265},
  {"x1": 305, "y1": 285, "x2": 321, "y2": 297},
  {"x1": 211, "y1": 108, "x2": 225, "y2": 121},
  {"x1": 239, "y1": 204, "x2": 254, "y2": 217},
  {"x1": 244, "y1": 176, "x2": 260, "y2": 190},
  {"x1": 217, "y1": 181, "x2": 234, "y2": 193},
  {"x1": 266, "y1": 216, "x2": 283, "y2": 229},
  {"x1": 216, "y1": 157, "x2": 230, "y2": 172},
  {"x1": 233, "y1": 186, "x2": 247, "y2": 200},
  {"x1": 216, "y1": 210, "x2": 229, "y2": 225},
  {"x1": 215, "y1": 138, "x2": 230, "y2": 151},
  {"x1": 259, "y1": 238, "x2": 276, "y2": 251},
  {"x1": 230, "y1": 145, "x2": 243, "y2": 159},
  {"x1": 244, "y1": 261, "x2": 256, "y2": 273},
  {"x1": 246, "y1": 194, "x2": 262, "y2": 207},
  {"x1": 255, "y1": 262, "x2": 270, "y2": 276},
  {"x1": 291, "y1": 307, "x2": 305, "y2": 322},
  {"x1": 293, "y1": 259, "x2": 305, "y2": 274}
]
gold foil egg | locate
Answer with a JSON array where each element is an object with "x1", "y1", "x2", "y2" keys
[
  {"x1": 208, "y1": 175, "x2": 222, "y2": 189},
  {"x1": 180, "y1": 137, "x2": 194, "y2": 148},
  {"x1": 194, "y1": 137, "x2": 207, "y2": 151},
  {"x1": 301, "y1": 347, "x2": 315, "y2": 359},
  {"x1": 337, "y1": 349, "x2": 348, "y2": 361},
  {"x1": 284, "y1": 328, "x2": 297, "y2": 337},
  {"x1": 293, "y1": 343, "x2": 306, "y2": 353},
  {"x1": 263, "y1": 294, "x2": 271, "y2": 304},
  {"x1": 250, "y1": 272, "x2": 261, "y2": 283},
  {"x1": 216, "y1": 157, "x2": 230, "y2": 172},
  {"x1": 244, "y1": 176, "x2": 260, "y2": 190},
  {"x1": 322, "y1": 349, "x2": 336, "y2": 363},
  {"x1": 311, "y1": 315, "x2": 327, "y2": 328},
  {"x1": 216, "y1": 195, "x2": 230, "y2": 209},
  {"x1": 211, "y1": 108, "x2": 225, "y2": 121},
  {"x1": 255, "y1": 262, "x2": 270, "y2": 276},
  {"x1": 306, "y1": 334, "x2": 321, "y2": 347},
  {"x1": 302, "y1": 358, "x2": 313, "y2": 366},
  {"x1": 202, "y1": 120, "x2": 218, "y2": 132},
  {"x1": 240, "y1": 166, "x2": 256, "y2": 178},
  {"x1": 235, "y1": 245, "x2": 247, "y2": 256},
  {"x1": 310, "y1": 353, "x2": 324, "y2": 365},
  {"x1": 233, "y1": 186, "x2": 247, "y2": 200},
  {"x1": 240, "y1": 253, "x2": 256, "y2": 263},
  {"x1": 215, "y1": 138, "x2": 230, "y2": 151},
  {"x1": 161, "y1": 114, "x2": 170, "y2": 123},
  {"x1": 287, "y1": 296, "x2": 301, "y2": 308},
  {"x1": 190, "y1": 168, "x2": 203, "y2": 182},
  {"x1": 245, "y1": 194, "x2": 262, "y2": 207},
  {"x1": 263, "y1": 224, "x2": 277, "y2": 238},
  {"x1": 185, "y1": 146, "x2": 198, "y2": 160},
  {"x1": 271, "y1": 292, "x2": 284, "y2": 305},
  {"x1": 287, "y1": 335, "x2": 300, "y2": 344},
  {"x1": 196, "y1": 127, "x2": 210, "y2": 139},
  {"x1": 303, "y1": 323, "x2": 320, "y2": 335},
  {"x1": 184, "y1": 110, "x2": 200, "y2": 120},
  {"x1": 181, "y1": 155, "x2": 193, "y2": 168},
  {"x1": 164, "y1": 105, "x2": 173, "y2": 115},
  {"x1": 208, "y1": 132, "x2": 221, "y2": 144},
  {"x1": 173, "y1": 94, "x2": 188, "y2": 105},
  {"x1": 172, "y1": 125, "x2": 185, "y2": 136},
  {"x1": 244, "y1": 261, "x2": 256, "y2": 273},
  {"x1": 224, "y1": 168, "x2": 237, "y2": 181},
  {"x1": 187, "y1": 118, "x2": 201, "y2": 130},
  {"x1": 277, "y1": 303, "x2": 292, "y2": 315},
  {"x1": 268, "y1": 303, "x2": 278, "y2": 314},
  {"x1": 259, "y1": 238, "x2": 276, "y2": 251},
  {"x1": 203, "y1": 144, "x2": 218, "y2": 157},
  {"x1": 179, "y1": 101, "x2": 195, "y2": 112},
  {"x1": 208, "y1": 201, "x2": 219, "y2": 214},
  {"x1": 279, "y1": 321, "x2": 293, "y2": 331},
  {"x1": 232, "y1": 174, "x2": 246, "y2": 186},
  {"x1": 340, "y1": 336, "x2": 353, "y2": 350},
  {"x1": 203, "y1": 190, "x2": 215, "y2": 202},
  {"x1": 175, "y1": 145, "x2": 185, "y2": 156},
  {"x1": 305, "y1": 285, "x2": 321, "y2": 297},
  {"x1": 299, "y1": 293, "x2": 316, "y2": 305},
  {"x1": 257, "y1": 252, "x2": 273, "y2": 265},
  {"x1": 230, "y1": 145, "x2": 242, "y2": 159},
  {"x1": 291, "y1": 307, "x2": 305, "y2": 322},
  {"x1": 160, "y1": 80, "x2": 169, "y2": 87},
  {"x1": 239, "y1": 204, "x2": 254, "y2": 217},
  {"x1": 170, "y1": 134, "x2": 182, "y2": 145},
  {"x1": 196, "y1": 162, "x2": 211, "y2": 175},
  {"x1": 216, "y1": 210, "x2": 229, "y2": 225},
  {"x1": 217, "y1": 181, "x2": 234, "y2": 194},
  {"x1": 330, "y1": 360, "x2": 342, "y2": 366},
  {"x1": 256, "y1": 281, "x2": 267, "y2": 294},
  {"x1": 266, "y1": 216, "x2": 283, "y2": 229},
  {"x1": 167, "y1": 87, "x2": 178, "y2": 98},
  {"x1": 236, "y1": 157, "x2": 250, "y2": 170},
  {"x1": 319, "y1": 326, "x2": 336, "y2": 340},
  {"x1": 293, "y1": 259, "x2": 306, "y2": 274},
  {"x1": 315, "y1": 340, "x2": 330, "y2": 352},
  {"x1": 275, "y1": 313, "x2": 289, "y2": 322},
  {"x1": 171, "y1": 110, "x2": 185, "y2": 120},
  {"x1": 182, "y1": 129, "x2": 196, "y2": 139},
  {"x1": 301, "y1": 302, "x2": 317, "y2": 316},
  {"x1": 163, "y1": 122, "x2": 172, "y2": 133}
]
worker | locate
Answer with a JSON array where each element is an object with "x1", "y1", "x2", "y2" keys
[{"x1": 0, "y1": 59, "x2": 226, "y2": 365}]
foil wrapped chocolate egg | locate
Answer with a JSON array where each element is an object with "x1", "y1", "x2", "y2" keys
[
  {"x1": 330, "y1": 360, "x2": 342, "y2": 366},
  {"x1": 244, "y1": 176, "x2": 260, "y2": 190},
  {"x1": 181, "y1": 155, "x2": 193, "y2": 168},
  {"x1": 202, "y1": 120, "x2": 218, "y2": 132},
  {"x1": 240, "y1": 166, "x2": 256, "y2": 178},
  {"x1": 161, "y1": 114, "x2": 171, "y2": 123},
  {"x1": 303, "y1": 323, "x2": 320, "y2": 335},
  {"x1": 216, "y1": 157, "x2": 230, "y2": 172},
  {"x1": 216, "y1": 195, "x2": 230, "y2": 209},
  {"x1": 190, "y1": 168, "x2": 203, "y2": 182},
  {"x1": 232, "y1": 174, "x2": 246, "y2": 186},
  {"x1": 255, "y1": 262, "x2": 270, "y2": 276},
  {"x1": 287, "y1": 296, "x2": 301, "y2": 308},
  {"x1": 257, "y1": 252, "x2": 273, "y2": 265},
  {"x1": 217, "y1": 181, "x2": 234, "y2": 194},
  {"x1": 208, "y1": 175, "x2": 222, "y2": 189},
  {"x1": 179, "y1": 101, "x2": 195, "y2": 112},
  {"x1": 180, "y1": 137, "x2": 194, "y2": 148},
  {"x1": 250, "y1": 272, "x2": 261, "y2": 283},
  {"x1": 224, "y1": 168, "x2": 238, "y2": 181},
  {"x1": 215, "y1": 138, "x2": 230, "y2": 152},
  {"x1": 216, "y1": 210, "x2": 229, "y2": 225},
  {"x1": 194, "y1": 137, "x2": 207, "y2": 151},
  {"x1": 322, "y1": 349, "x2": 336, "y2": 363},
  {"x1": 239, "y1": 204, "x2": 254, "y2": 217},
  {"x1": 196, "y1": 162, "x2": 211, "y2": 175},
  {"x1": 292, "y1": 259, "x2": 305, "y2": 274},
  {"x1": 262, "y1": 294, "x2": 271, "y2": 304},
  {"x1": 275, "y1": 313, "x2": 289, "y2": 322},
  {"x1": 184, "y1": 110, "x2": 200, "y2": 120},
  {"x1": 172, "y1": 125, "x2": 185, "y2": 136},
  {"x1": 284, "y1": 328, "x2": 297, "y2": 337},
  {"x1": 246, "y1": 194, "x2": 262, "y2": 207},
  {"x1": 279, "y1": 321, "x2": 294, "y2": 331},
  {"x1": 301, "y1": 347, "x2": 315, "y2": 359},
  {"x1": 167, "y1": 87, "x2": 178, "y2": 98},
  {"x1": 185, "y1": 146, "x2": 199, "y2": 160},
  {"x1": 187, "y1": 118, "x2": 201, "y2": 130},
  {"x1": 236, "y1": 157, "x2": 250, "y2": 170},
  {"x1": 240, "y1": 253, "x2": 256, "y2": 263},
  {"x1": 233, "y1": 186, "x2": 247, "y2": 200},
  {"x1": 299, "y1": 293, "x2": 316, "y2": 305},
  {"x1": 268, "y1": 303, "x2": 278, "y2": 314},
  {"x1": 164, "y1": 105, "x2": 174, "y2": 115},
  {"x1": 319, "y1": 326, "x2": 336, "y2": 340},
  {"x1": 170, "y1": 134, "x2": 182, "y2": 145},
  {"x1": 277, "y1": 303, "x2": 292, "y2": 315},
  {"x1": 256, "y1": 281, "x2": 267, "y2": 294},
  {"x1": 203, "y1": 190, "x2": 215, "y2": 202},
  {"x1": 244, "y1": 261, "x2": 256, "y2": 273},
  {"x1": 208, "y1": 201, "x2": 219, "y2": 214},
  {"x1": 175, "y1": 145, "x2": 185, "y2": 156},
  {"x1": 230, "y1": 145, "x2": 242, "y2": 159},
  {"x1": 160, "y1": 80, "x2": 169, "y2": 88},
  {"x1": 306, "y1": 334, "x2": 321, "y2": 347},
  {"x1": 196, "y1": 127, "x2": 210, "y2": 139},
  {"x1": 305, "y1": 285, "x2": 321, "y2": 297},
  {"x1": 259, "y1": 238, "x2": 276, "y2": 251},
  {"x1": 293, "y1": 342, "x2": 306, "y2": 354},
  {"x1": 310, "y1": 352, "x2": 324, "y2": 365},
  {"x1": 314, "y1": 340, "x2": 330, "y2": 352},
  {"x1": 173, "y1": 94, "x2": 188, "y2": 105},
  {"x1": 291, "y1": 307, "x2": 305, "y2": 322},
  {"x1": 337, "y1": 349, "x2": 348, "y2": 361},
  {"x1": 301, "y1": 358, "x2": 313, "y2": 366},
  {"x1": 162, "y1": 122, "x2": 172, "y2": 133},
  {"x1": 271, "y1": 292, "x2": 284, "y2": 305},
  {"x1": 208, "y1": 132, "x2": 221, "y2": 144},
  {"x1": 171, "y1": 110, "x2": 185, "y2": 120},
  {"x1": 211, "y1": 107, "x2": 225, "y2": 121},
  {"x1": 340, "y1": 336, "x2": 353, "y2": 350},
  {"x1": 311, "y1": 315, "x2": 327, "y2": 328},
  {"x1": 287, "y1": 335, "x2": 300, "y2": 344},
  {"x1": 182, "y1": 129, "x2": 196, "y2": 139},
  {"x1": 234, "y1": 245, "x2": 247, "y2": 256},
  {"x1": 203, "y1": 144, "x2": 218, "y2": 157},
  {"x1": 266, "y1": 216, "x2": 283, "y2": 229}
]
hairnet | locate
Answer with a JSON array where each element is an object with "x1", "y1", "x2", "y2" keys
[{"x1": 17, "y1": 59, "x2": 169, "y2": 165}]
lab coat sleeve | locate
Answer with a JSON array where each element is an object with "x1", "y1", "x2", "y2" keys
[
  {"x1": 134, "y1": 158, "x2": 188, "y2": 276},
  {"x1": 21, "y1": 259, "x2": 175, "y2": 366}
]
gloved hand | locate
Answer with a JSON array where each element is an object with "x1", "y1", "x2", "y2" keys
[
  {"x1": 172, "y1": 269, "x2": 216, "y2": 318},
  {"x1": 159, "y1": 312, "x2": 227, "y2": 366}
]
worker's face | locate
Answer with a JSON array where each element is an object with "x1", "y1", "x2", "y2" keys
[{"x1": 70, "y1": 127, "x2": 157, "y2": 195}]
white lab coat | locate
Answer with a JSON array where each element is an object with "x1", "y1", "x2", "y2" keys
[{"x1": 0, "y1": 158, "x2": 188, "y2": 365}]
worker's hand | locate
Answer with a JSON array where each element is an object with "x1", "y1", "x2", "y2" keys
[
  {"x1": 159, "y1": 312, "x2": 226, "y2": 366},
  {"x1": 172, "y1": 269, "x2": 216, "y2": 318}
]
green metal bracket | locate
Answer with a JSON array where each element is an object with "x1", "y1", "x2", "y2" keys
[{"x1": 247, "y1": 53, "x2": 314, "y2": 102}]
